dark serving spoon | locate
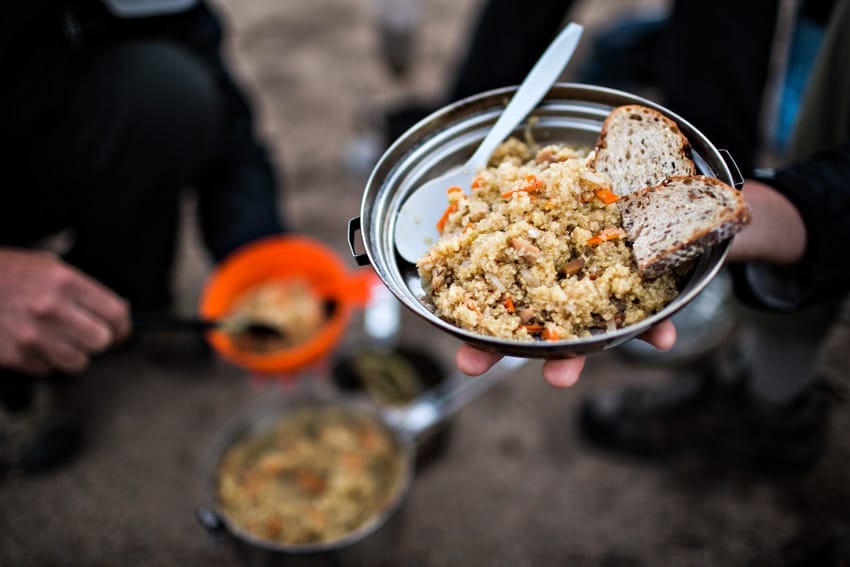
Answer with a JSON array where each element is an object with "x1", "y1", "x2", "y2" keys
[
  {"x1": 132, "y1": 312, "x2": 286, "y2": 343},
  {"x1": 132, "y1": 300, "x2": 337, "y2": 353}
]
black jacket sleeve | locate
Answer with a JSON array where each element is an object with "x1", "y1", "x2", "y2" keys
[{"x1": 1, "y1": 4, "x2": 50, "y2": 64}]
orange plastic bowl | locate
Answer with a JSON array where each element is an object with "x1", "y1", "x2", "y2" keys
[{"x1": 199, "y1": 235, "x2": 375, "y2": 376}]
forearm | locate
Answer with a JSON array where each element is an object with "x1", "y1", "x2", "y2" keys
[{"x1": 729, "y1": 179, "x2": 807, "y2": 265}]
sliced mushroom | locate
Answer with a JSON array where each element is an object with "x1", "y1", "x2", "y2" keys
[
  {"x1": 560, "y1": 257, "x2": 585, "y2": 277},
  {"x1": 518, "y1": 307, "x2": 536, "y2": 324},
  {"x1": 511, "y1": 237, "x2": 541, "y2": 263}
]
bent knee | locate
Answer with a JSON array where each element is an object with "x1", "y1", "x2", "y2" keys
[{"x1": 93, "y1": 41, "x2": 222, "y2": 165}]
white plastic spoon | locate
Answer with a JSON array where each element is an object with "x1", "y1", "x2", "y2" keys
[{"x1": 393, "y1": 22, "x2": 584, "y2": 264}]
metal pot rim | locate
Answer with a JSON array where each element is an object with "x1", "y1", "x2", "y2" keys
[
  {"x1": 200, "y1": 397, "x2": 415, "y2": 554},
  {"x1": 198, "y1": 355, "x2": 527, "y2": 559}
]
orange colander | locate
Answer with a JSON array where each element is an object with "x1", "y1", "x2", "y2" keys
[{"x1": 199, "y1": 235, "x2": 376, "y2": 376}]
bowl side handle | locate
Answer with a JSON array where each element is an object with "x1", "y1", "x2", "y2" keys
[
  {"x1": 347, "y1": 217, "x2": 372, "y2": 266},
  {"x1": 196, "y1": 505, "x2": 227, "y2": 546},
  {"x1": 719, "y1": 148, "x2": 744, "y2": 188}
]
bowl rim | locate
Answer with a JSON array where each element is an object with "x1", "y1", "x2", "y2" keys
[
  {"x1": 199, "y1": 235, "x2": 372, "y2": 374},
  {"x1": 358, "y1": 82, "x2": 736, "y2": 358}
]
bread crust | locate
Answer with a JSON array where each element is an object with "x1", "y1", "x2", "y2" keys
[
  {"x1": 592, "y1": 105, "x2": 697, "y2": 197},
  {"x1": 619, "y1": 175, "x2": 751, "y2": 278}
]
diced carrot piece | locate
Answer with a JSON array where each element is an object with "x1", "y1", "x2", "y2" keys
[
  {"x1": 543, "y1": 327, "x2": 559, "y2": 341},
  {"x1": 502, "y1": 174, "x2": 544, "y2": 198},
  {"x1": 436, "y1": 203, "x2": 457, "y2": 232},
  {"x1": 296, "y1": 472, "x2": 326, "y2": 494},
  {"x1": 594, "y1": 188, "x2": 619, "y2": 204},
  {"x1": 586, "y1": 227, "x2": 621, "y2": 246}
]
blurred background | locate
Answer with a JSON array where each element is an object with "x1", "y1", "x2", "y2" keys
[{"x1": 2, "y1": 1, "x2": 849, "y2": 565}]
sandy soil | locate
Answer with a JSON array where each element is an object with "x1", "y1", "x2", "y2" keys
[{"x1": 2, "y1": 2, "x2": 849, "y2": 566}]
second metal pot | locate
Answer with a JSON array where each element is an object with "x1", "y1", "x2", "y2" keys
[{"x1": 196, "y1": 356, "x2": 526, "y2": 566}]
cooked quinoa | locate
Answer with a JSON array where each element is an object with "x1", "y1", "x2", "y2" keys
[
  {"x1": 225, "y1": 279, "x2": 325, "y2": 353},
  {"x1": 217, "y1": 407, "x2": 405, "y2": 545},
  {"x1": 416, "y1": 138, "x2": 679, "y2": 341}
]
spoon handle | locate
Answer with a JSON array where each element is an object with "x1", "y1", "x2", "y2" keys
[
  {"x1": 467, "y1": 22, "x2": 583, "y2": 170},
  {"x1": 132, "y1": 312, "x2": 218, "y2": 332},
  {"x1": 385, "y1": 356, "x2": 528, "y2": 442}
]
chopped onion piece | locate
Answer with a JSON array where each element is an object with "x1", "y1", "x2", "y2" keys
[
  {"x1": 520, "y1": 268, "x2": 539, "y2": 288},
  {"x1": 485, "y1": 272, "x2": 506, "y2": 293}
]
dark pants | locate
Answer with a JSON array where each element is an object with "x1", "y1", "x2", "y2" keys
[
  {"x1": 383, "y1": 0, "x2": 574, "y2": 143},
  {"x1": 661, "y1": 0, "x2": 779, "y2": 177},
  {"x1": 0, "y1": 2, "x2": 285, "y2": 404},
  {"x1": 0, "y1": 0, "x2": 284, "y2": 310},
  {"x1": 447, "y1": 0, "x2": 575, "y2": 101},
  {"x1": 438, "y1": 0, "x2": 779, "y2": 176}
]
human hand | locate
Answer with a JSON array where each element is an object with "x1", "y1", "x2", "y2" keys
[
  {"x1": 455, "y1": 320, "x2": 677, "y2": 388},
  {"x1": 0, "y1": 249, "x2": 131, "y2": 375}
]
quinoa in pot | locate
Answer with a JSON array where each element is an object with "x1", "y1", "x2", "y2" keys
[
  {"x1": 416, "y1": 138, "x2": 679, "y2": 341},
  {"x1": 217, "y1": 407, "x2": 406, "y2": 545}
]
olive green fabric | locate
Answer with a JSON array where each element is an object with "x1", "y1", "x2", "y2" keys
[{"x1": 788, "y1": 0, "x2": 850, "y2": 161}]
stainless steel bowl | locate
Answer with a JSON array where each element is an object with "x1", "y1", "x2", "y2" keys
[{"x1": 348, "y1": 83, "x2": 743, "y2": 359}]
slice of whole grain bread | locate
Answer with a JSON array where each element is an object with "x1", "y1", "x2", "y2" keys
[
  {"x1": 592, "y1": 105, "x2": 697, "y2": 197},
  {"x1": 619, "y1": 175, "x2": 751, "y2": 278}
]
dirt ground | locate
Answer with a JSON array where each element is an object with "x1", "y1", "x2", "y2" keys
[{"x1": 2, "y1": 1, "x2": 850, "y2": 566}]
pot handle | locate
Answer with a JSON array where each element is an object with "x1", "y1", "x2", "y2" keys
[
  {"x1": 385, "y1": 356, "x2": 528, "y2": 442},
  {"x1": 719, "y1": 149, "x2": 744, "y2": 189},
  {"x1": 347, "y1": 217, "x2": 372, "y2": 266},
  {"x1": 196, "y1": 505, "x2": 227, "y2": 545}
]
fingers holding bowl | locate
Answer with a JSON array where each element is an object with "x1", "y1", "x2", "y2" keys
[
  {"x1": 455, "y1": 318, "x2": 678, "y2": 390},
  {"x1": 456, "y1": 342, "x2": 586, "y2": 389},
  {"x1": 455, "y1": 343, "x2": 502, "y2": 376},
  {"x1": 637, "y1": 319, "x2": 677, "y2": 351}
]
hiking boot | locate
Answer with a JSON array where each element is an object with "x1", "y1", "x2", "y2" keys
[
  {"x1": 0, "y1": 380, "x2": 82, "y2": 474},
  {"x1": 578, "y1": 369, "x2": 835, "y2": 473}
]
